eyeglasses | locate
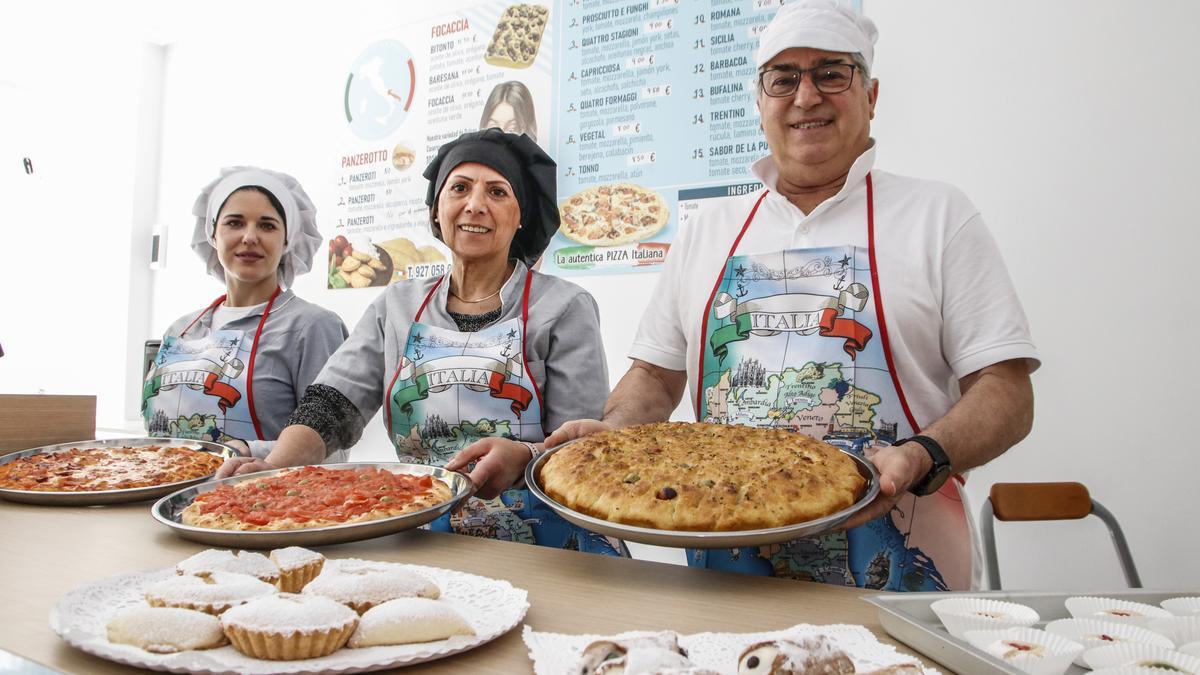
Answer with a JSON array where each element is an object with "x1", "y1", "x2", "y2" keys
[{"x1": 758, "y1": 63, "x2": 858, "y2": 97}]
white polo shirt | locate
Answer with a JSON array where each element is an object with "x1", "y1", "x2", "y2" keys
[{"x1": 630, "y1": 143, "x2": 1039, "y2": 429}]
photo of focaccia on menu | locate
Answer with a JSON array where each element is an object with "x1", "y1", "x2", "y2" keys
[
  {"x1": 485, "y1": 4, "x2": 550, "y2": 69},
  {"x1": 559, "y1": 183, "x2": 669, "y2": 247},
  {"x1": 0, "y1": 446, "x2": 223, "y2": 492},
  {"x1": 181, "y1": 466, "x2": 453, "y2": 531},
  {"x1": 537, "y1": 422, "x2": 867, "y2": 531}
]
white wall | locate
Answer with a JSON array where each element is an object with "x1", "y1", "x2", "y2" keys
[
  {"x1": 5, "y1": 0, "x2": 1196, "y2": 589},
  {"x1": 0, "y1": 10, "x2": 161, "y2": 430}
]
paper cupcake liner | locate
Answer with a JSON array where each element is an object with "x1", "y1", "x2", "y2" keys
[
  {"x1": 931, "y1": 597, "x2": 1039, "y2": 640},
  {"x1": 1065, "y1": 596, "x2": 1173, "y2": 626},
  {"x1": 1044, "y1": 618, "x2": 1174, "y2": 667},
  {"x1": 1163, "y1": 597, "x2": 1200, "y2": 617},
  {"x1": 1148, "y1": 616, "x2": 1200, "y2": 647},
  {"x1": 964, "y1": 627, "x2": 1083, "y2": 675},
  {"x1": 1083, "y1": 642, "x2": 1200, "y2": 672}
]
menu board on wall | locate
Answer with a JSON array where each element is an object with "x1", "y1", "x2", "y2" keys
[{"x1": 325, "y1": 0, "x2": 796, "y2": 284}]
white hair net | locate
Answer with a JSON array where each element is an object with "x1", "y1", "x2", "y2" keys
[{"x1": 189, "y1": 166, "x2": 322, "y2": 287}]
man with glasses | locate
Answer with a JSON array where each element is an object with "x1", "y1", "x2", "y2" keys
[{"x1": 548, "y1": 0, "x2": 1038, "y2": 591}]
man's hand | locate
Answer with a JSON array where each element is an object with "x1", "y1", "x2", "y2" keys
[
  {"x1": 840, "y1": 441, "x2": 932, "y2": 529},
  {"x1": 444, "y1": 438, "x2": 533, "y2": 500},
  {"x1": 215, "y1": 456, "x2": 280, "y2": 479},
  {"x1": 544, "y1": 419, "x2": 614, "y2": 449}
]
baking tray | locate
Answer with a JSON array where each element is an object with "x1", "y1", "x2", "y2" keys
[
  {"x1": 152, "y1": 462, "x2": 474, "y2": 548},
  {"x1": 0, "y1": 437, "x2": 235, "y2": 506},
  {"x1": 525, "y1": 440, "x2": 879, "y2": 548},
  {"x1": 866, "y1": 588, "x2": 1198, "y2": 674}
]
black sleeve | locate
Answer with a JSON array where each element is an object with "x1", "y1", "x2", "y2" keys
[{"x1": 287, "y1": 384, "x2": 368, "y2": 456}]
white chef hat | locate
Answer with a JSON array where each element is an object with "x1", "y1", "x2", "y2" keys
[
  {"x1": 189, "y1": 166, "x2": 322, "y2": 287},
  {"x1": 756, "y1": 0, "x2": 878, "y2": 70}
]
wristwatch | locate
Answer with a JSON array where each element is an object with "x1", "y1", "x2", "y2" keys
[{"x1": 896, "y1": 435, "x2": 952, "y2": 496}]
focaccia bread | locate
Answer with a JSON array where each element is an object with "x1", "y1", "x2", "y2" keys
[
  {"x1": 485, "y1": 4, "x2": 550, "y2": 68},
  {"x1": 559, "y1": 184, "x2": 668, "y2": 247},
  {"x1": 538, "y1": 422, "x2": 865, "y2": 532}
]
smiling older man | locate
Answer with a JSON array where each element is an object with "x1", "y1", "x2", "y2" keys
[{"x1": 548, "y1": 0, "x2": 1039, "y2": 591}]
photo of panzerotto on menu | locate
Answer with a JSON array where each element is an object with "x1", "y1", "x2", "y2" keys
[
  {"x1": 559, "y1": 184, "x2": 670, "y2": 247},
  {"x1": 485, "y1": 4, "x2": 550, "y2": 69}
]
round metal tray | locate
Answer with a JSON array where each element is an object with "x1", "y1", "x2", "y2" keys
[
  {"x1": 526, "y1": 440, "x2": 880, "y2": 549},
  {"x1": 152, "y1": 462, "x2": 475, "y2": 548},
  {"x1": 0, "y1": 437, "x2": 235, "y2": 506}
]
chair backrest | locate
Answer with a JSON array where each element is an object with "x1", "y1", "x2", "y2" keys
[
  {"x1": 0, "y1": 394, "x2": 96, "y2": 456},
  {"x1": 980, "y1": 481, "x2": 1141, "y2": 589}
]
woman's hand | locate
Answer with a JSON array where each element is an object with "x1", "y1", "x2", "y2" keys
[
  {"x1": 223, "y1": 439, "x2": 251, "y2": 457},
  {"x1": 444, "y1": 438, "x2": 534, "y2": 500},
  {"x1": 215, "y1": 456, "x2": 280, "y2": 479},
  {"x1": 544, "y1": 419, "x2": 614, "y2": 448}
]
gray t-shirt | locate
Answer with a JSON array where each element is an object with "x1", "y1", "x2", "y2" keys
[
  {"x1": 315, "y1": 260, "x2": 609, "y2": 445},
  {"x1": 159, "y1": 290, "x2": 348, "y2": 452}
]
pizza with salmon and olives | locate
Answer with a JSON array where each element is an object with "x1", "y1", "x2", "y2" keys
[
  {"x1": 536, "y1": 422, "x2": 866, "y2": 532},
  {"x1": 181, "y1": 465, "x2": 454, "y2": 531},
  {"x1": 0, "y1": 445, "x2": 224, "y2": 492},
  {"x1": 558, "y1": 183, "x2": 669, "y2": 247}
]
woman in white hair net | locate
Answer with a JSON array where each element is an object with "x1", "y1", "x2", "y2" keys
[{"x1": 141, "y1": 167, "x2": 348, "y2": 459}]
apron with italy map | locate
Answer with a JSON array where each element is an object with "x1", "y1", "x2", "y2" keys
[
  {"x1": 142, "y1": 288, "x2": 281, "y2": 444},
  {"x1": 691, "y1": 176, "x2": 973, "y2": 591},
  {"x1": 385, "y1": 271, "x2": 624, "y2": 556}
]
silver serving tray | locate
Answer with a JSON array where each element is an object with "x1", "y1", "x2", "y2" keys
[
  {"x1": 152, "y1": 462, "x2": 474, "y2": 548},
  {"x1": 866, "y1": 588, "x2": 1198, "y2": 675},
  {"x1": 526, "y1": 440, "x2": 879, "y2": 548},
  {"x1": 0, "y1": 437, "x2": 235, "y2": 506}
]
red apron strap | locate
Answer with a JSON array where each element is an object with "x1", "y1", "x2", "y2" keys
[
  {"x1": 695, "y1": 190, "x2": 770, "y2": 416},
  {"x1": 245, "y1": 286, "x2": 283, "y2": 441},
  {"x1": 519, "y1": 269, "x2": 544, "y2": 412},
  {"x1": 385, "y1": 277, "x2": 445, "y2": 434},
  {"x1": 180, "y1": 295, "x2": 227, "y2": 337}
]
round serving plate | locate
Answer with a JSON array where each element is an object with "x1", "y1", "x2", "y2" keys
[
  {"x1": 525, "y1": 438, "x2": 880, "y2": 549},
  {"x1": 0, "y1": 437, "x2": 235, "y2": 506},
  {"x1": 152, "y1": 462, "x2": 474, "y2": 549}
]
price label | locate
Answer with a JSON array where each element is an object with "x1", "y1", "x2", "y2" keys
[
  {"x1": 627, "y1": 152, "x2": 657, "y2": 166},
  {"x1": 652, "y1": 0, "x2": 678, "y2": 6},
  {"x1": 753, "y1": 0, "x2": 783, "y2": 9},
  {"x1": 645, "y1": 18, "x2": 671, "y2": 32},
  {"x1": 627, "y1": 54, "x2": 656, "y2": 68},
  {"x1": 642, "y1": 84, "x2": 671, "y2": 98},
  {"x1": 613, "y1": 122, "x2": 642, "y2": 136},
  {"x1": 748, "y1": 23, "x2": 769, "y2": 38}
]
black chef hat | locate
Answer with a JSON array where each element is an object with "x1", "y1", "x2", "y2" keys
[{"x1": 424, "y1": 128, "x2": 559, "y2": 266}]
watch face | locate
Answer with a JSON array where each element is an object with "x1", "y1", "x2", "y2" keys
[{"x1": 919, "y1": 465, "x2": 953, "y2": 495}]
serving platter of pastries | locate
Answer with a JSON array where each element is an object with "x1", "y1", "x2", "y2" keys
[
  {"x1": 523, "y1": 625, "x2": 930, "y2": 674},
  {"x1": 51, "y1": 547, "x2": 529, "y2": 673}
]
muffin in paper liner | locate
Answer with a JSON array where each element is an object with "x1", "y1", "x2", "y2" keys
[
  {"x1": 1045, "y1": 618, "x2": 1174, "y2": 666},
  {"x1": 963, "y1": 627, "x2": 1082, "y2": 675},
  {"x1": 219, "y1": 593, "x2": 359, "y2": 661},
  {"x1": 1065, "y1": 596, "x2": 1173, "y2": 625},
  {"x1": 1148, "y1": 616, "x2": 1200, "y2": 648},
  {"x1": 1083, "y1": 642, "x2": 1200, "y2": 672},
  {"x1": 1163, "y1": 597, "x2": 1200, "y2": 617},
  {"x1": 929, "y1": 597, "x2": 1039, "y2": 640}
]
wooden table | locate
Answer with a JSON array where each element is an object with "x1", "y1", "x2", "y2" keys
[{"x1": 0, "y1": 500, "x2": 946, "y2": 673}]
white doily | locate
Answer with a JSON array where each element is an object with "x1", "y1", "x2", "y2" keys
[
  {"x1": 522, "y1": 624, "x2": 938, "y2": 675},
  {"x1": 50, "y1": 558, "x2": 529, "y2": 674}
]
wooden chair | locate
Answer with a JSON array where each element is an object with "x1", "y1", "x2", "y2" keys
[
  {"x1": 980, "y1": 482, "x2": 1141, "y2": 589},
  {"x1": 0, "y1": 394, "x2": 96, "y2": 456}
]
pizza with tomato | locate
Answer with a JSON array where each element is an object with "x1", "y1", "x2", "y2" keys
[
  {"x1": 0, "y1": 445, "x2": 224, "y2": 492},
  {"x1": 181, "y1": 465, "x2": 454, "y2": 531}
]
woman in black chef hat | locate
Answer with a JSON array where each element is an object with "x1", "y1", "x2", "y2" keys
[{"x1": 218, "y1": 129, "x2": 625, "y2": 556}]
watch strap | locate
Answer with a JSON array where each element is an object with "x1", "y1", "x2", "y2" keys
[{"x1": 897, "y1": 434, "x2": 952, "y2": 496}]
